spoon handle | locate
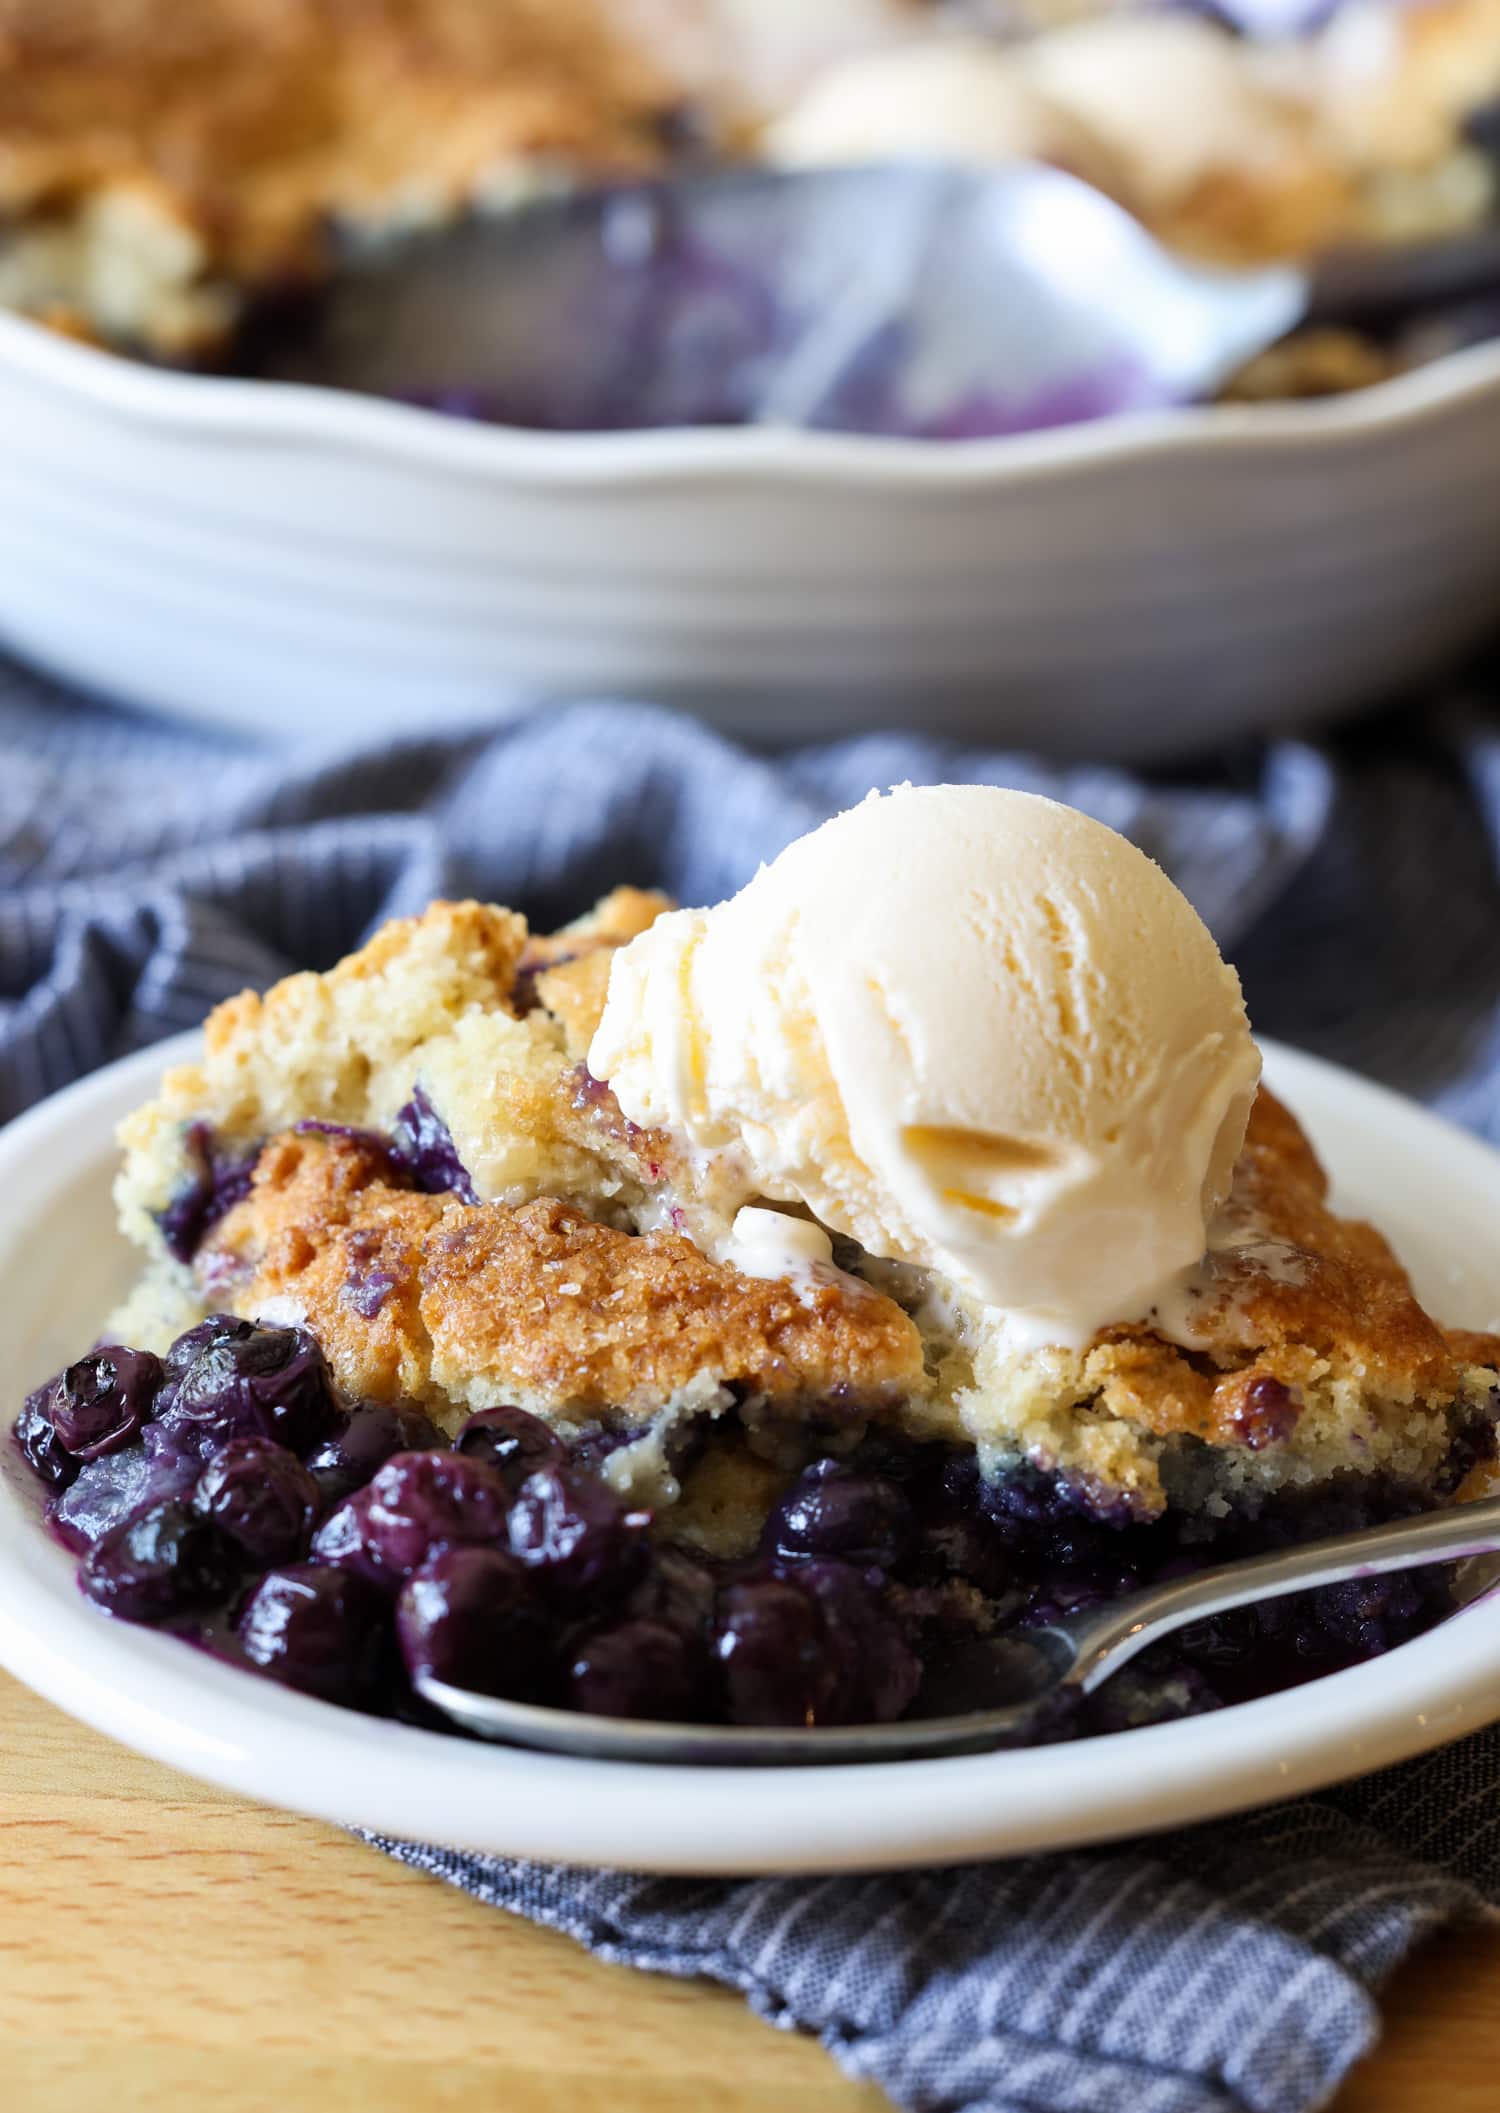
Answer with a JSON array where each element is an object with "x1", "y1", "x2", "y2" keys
[
  {"x1": 1307, "y1": 225, "x2": 1500, "y2": 326},
  {"x1": 1051, "y1": 1492, "x2": 1500, "y2": 1697}
]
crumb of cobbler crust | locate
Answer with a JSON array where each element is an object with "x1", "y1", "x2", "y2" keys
[
  {"x1": 521, "y1": 886, "x2": 672, "y2": 1061},
  {"x1": 198, "y1": 1126, "x2": 926, "y2": 1433},
  {"x1": 1220, "y1": 328, "x2": 1398, "y2": 406},
  {"x1": 0, "y1": 0, "x2": 687, "y2": 357},
  {"x1": 962, "y1": 1089, "x2": 1500, "y2": 1516},
  {"x1": 113, "y1": 894, "x2": 1495, "y2": 1537}
]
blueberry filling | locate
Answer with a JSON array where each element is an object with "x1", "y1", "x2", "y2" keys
[
  {"x1": 312, "y1": 1449, "x2": 514, "y2": 1593},
  {"x1": 304, "y1": 1401, "x2": 445, "y2": 1509},
  {"x1": 48, "y1": 1348, "x2": 163, "y2": 1461},
  {"x1": 156, "y1": 1321, "x2": 339, "y2": 1457},
  {"x1": 237, "y1": 1564, "x2": 391, "y2": 1709},
  {"x1": 81, "y1": 1500, "x2": 241, "y2": 1624},
  {"x1": 155, "y1": 1122, "x2": 259, "y2": 1264},
  {"x1": 192, "y1": 1439, "x2": 320, "y2": 1566},
  {"x1": 9, "y1": 1319, "x2": 1479, "y2": 1740},
  {"x1": 158, "y1": 1095, "x2": 481, "y2": 1274},
  {"x1": 389, "y1": 1087, "x2": 479, "y2": 1203},
  {"x1": 454, "y1": 1404, "x2": 566, "y2": 1491},
  {"x1": 397, "y1": 1545, "x2": 551, "y2": 1701},
  {"x1": 339, "y1": 1228, "x2": 400, "y2": 1320}
]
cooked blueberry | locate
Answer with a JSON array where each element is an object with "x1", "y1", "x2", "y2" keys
[
  {"x1": 1300, "y1": 1572, "x2": 1436, "y2": 1661},
  {"x1": 155, "y1": 1125, "x2": 257, "y2": 1264},
  {"x1": 768, "y1": 1460, "x2": 913, "y2": 1572},
  {"x1": 49, "y1": 1347, "x2": 163, "y2": 1461},
  {"x1": 157, "y1": 1322, "x2": 338, "y2": 1455},
  {"x1": 13, "y1": 1383, "x2": 78, "y2": 1491},
  {"x1": 80, "y1": 1499, "x2": 239, "y2": 1623},
  {"x1": 506, "y1": 1465, "x2": 649, "y2": 1603},
  {"x1": 1177, "y1": 1607, "x2": 1259, "y2": 1669},
  {"x1": 569, "y1": 1618, "x2": 700, "y2": 1720},
  {"x1": 237, "y1": 1563, "x2": 390, "y2": 1708},
  {"x1": 454, "y1": 1405, "x2": 564, "y2": 1491},
  {"x1": 396, "y1": 1545, "x2": 549, "y2": 1698},
  {"x1": 628, "y1": 1544, "x2": 717, "y2": 1644},
  {"x1": 1022, "y1": 1561, "x2": 1142, "y2": 1628},
  {"x1": 51, "y1": 1438, "x2": 199, "y2": 1553},
  {"x1": 565, "y1": 1423, "x2": 649, "y2": 1474},
  {"x1": 311, "y1": 1448, "x2": 512, "y2": 1591},
  {"x1": 976, "y1": 1457, "x2": 1142, "y2": 1545},
  {"x1": 193, "y1": 1439, "x2": 320, "y2": 1565},
  {"x1": 305, "y1": 1403, "x2": 445, "y2": 1508},
  {"x1": 713, "y1": 1576, "x2": 838, "y2": 1727},
  {"x1": 1232, "y1": 1376, "x2": 1301, "y2": 1452},
  {"x1": 163, "y1": 1314, "x2": 257, "y2": 1380},
  {"x1": 798, "y1": 1560, "x2": 920, "y2": 1724},
  {"x1": 390, "y1": 1087, "x2": 478, "y2": 1202}
]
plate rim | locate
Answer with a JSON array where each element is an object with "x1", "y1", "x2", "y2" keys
[
  {"x1": 2, "y1": 1031, "x2": 1498, "y2": 1874},
  {"x1": 5, "y1": 303, "x2": 1500, "y2": 488}
]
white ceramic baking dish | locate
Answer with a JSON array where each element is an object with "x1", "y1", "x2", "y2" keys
[{"x1": 4, "y1": 308, "x2": 1500, "y2": 759}]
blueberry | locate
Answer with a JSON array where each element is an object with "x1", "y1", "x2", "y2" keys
[
  {"x1": 1177, "y1": 1607, "x2": 1259, "y2": 1669},
  {"x1": 798, "y1": 1560, "x2": 920, "y2": 1724},
  {"x1": 163, "y1": 1314, "x2": 256, "y2": 1381},
  {"x1": 49, "y1": 1347, "x2": 163, "y2": 1461},
  {"x1": 305, "y1": 1402, "x2": 445, "y2": 1508},
  {"x1": 1232, "y1": 1376, "x2": 1301, "y2": 1452},
  {"x1": 628, "y1": 1544, "x2": 717, "y2": 1644},
  {"x1": 157, "y1": 1322, "x2": 338, "y2": 1456},
  {"x1": 51, "y1": 1437, "x2": 199, "y2": 1553},
  {"x1": 713, "y1": 1576, "x2": 837, "y2": 1727},
  {"x1": 193, "y1": 1439, "x2": 320, "y2": 1566},
  {"x1": 13, "y1": 1383, "x2": 79, "y2": 1491},
  {"x1": 506, "y1": 1465, "x2": 649, "y2": 1604},
  {"x1": 768, "y1": 1460, "x2": 913, "y2": 1572},
  {"x1": 155, "y1": 1125, "x2": 258, "y2": 1264},
  {"x1": 454, "y1": 1405, "x2": 564, "y2": 1491},
  {"x1": 569, "y1": 1618, "x2": 700, "y2": 1720},
  {"x1": 396, "y1": 1545, "x2": 549, "y2": 1699},
  {"x1": 1305, "y1": 1573, "x2": 1434, "y2": 1660},
  {"x1": 390, "y1": 1087, "x2": 478, "y2": 1202},
  {"x1": 237, "y1": 1564, "x2": 390, "y2": 1708},
  {"x1": 311, "y1": 1449, "x2": 512, "y2": 1592},
  {"x1": 1022, "y1": 1561, "x2": 1142, "y2": 1628},
  {"x1": 80, "y1": 1499, "x2": 239, "y2": 1623}
]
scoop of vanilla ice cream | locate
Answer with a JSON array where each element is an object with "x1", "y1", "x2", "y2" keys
[
  {"x1": 589, "y1": 785, "x2": 1261, "y2": 1347},
  {"x1": 1021, "y1": 17, "x2": 1318, "y2": 215},
  {"x1": 764, "y1": 36, "x2": 1127, "y2": 199}
]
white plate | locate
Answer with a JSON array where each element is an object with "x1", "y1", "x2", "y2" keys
[
  {"x1": 1, "y1": 1033, "x2": 1499, "y2": 1873},
  {"x1": 4, "y1": 311, "x2": 1500, "y2": 759}
]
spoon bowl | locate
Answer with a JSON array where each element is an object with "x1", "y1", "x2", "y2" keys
[{"x1": 251, "y1": 162, "x2": 1308, "y2": 439}]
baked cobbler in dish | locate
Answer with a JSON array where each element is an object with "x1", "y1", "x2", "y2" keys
[
  {"x1": 14, "y1": 788, "x2": 1498, "y2": 1738},
  {"x1": 7, "y1": 0, "x2": 1500, "y2": 411},
  {"x1": 0, "y1": 0, "x2": 691, "y2": 358}
]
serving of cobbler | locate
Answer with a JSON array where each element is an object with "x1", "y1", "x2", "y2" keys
[{"x1": 14, "y1": 791, "x2": 1500, "y2": 1742}]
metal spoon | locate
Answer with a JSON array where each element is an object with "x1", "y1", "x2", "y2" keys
[
  {"x1": 416, "y1": 1492, "x2": 1500, "y2": 1765},
  {"x1": 247, "y1": 163, "x2": 1500, "y2": 440},
  {"x1": 248, "y1": 163, "x2": 1307, "y2": 435}
]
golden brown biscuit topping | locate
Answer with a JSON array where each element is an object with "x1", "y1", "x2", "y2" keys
[
  {"x1": 0, "y1": 0, "x2": 682, "y2": 288},
  {"x1": 203, "y1": 1126, "x2": 925, "y2": 1426}
]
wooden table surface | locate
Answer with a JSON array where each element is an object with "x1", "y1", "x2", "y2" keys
[{"x1": 3, "y1": 1669, "x2": 1497, "y2": 2113}]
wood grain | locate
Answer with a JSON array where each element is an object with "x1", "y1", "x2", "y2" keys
[{"x1": 1, "y1": 1668, "x2": 1494, "y2": 2112}]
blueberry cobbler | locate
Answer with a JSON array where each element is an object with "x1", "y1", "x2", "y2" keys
[
  {"x1": 14, "y1": 787, "x2": 1500, "y2": 1740},
  {"x1": 11, "y1": 1, "x2": 1500, "y2": 415}
]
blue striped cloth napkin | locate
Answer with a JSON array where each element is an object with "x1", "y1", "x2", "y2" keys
[{"x1": 6, "y1": 654, "x2": 1500, "y2": 2113}]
